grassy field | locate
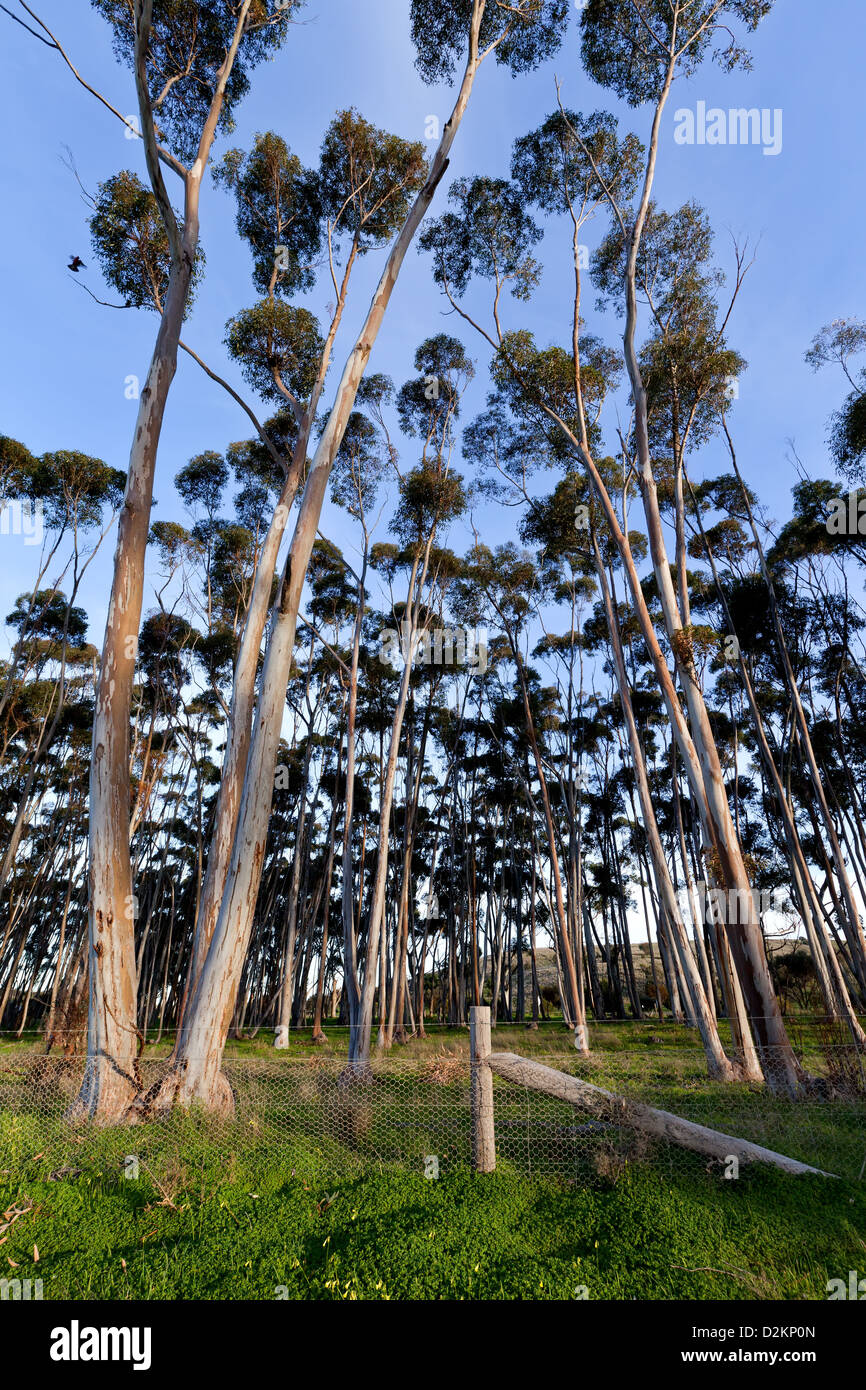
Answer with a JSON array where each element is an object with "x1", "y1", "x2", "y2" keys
[
  {"x1": 1, "y1": 1020, "x2": 864, "y2": 1301},
  {"x1": 1, "y1": 1143, "x2": 864, "y2": 1300}
]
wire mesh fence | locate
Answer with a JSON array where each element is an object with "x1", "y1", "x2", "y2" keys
[
  {"x1": 483, "y1": 1049, "x2": 866, "y2": 1183},
  {"x1": 1, "y1": 1034, "x2": 864, "y2": 1191}
]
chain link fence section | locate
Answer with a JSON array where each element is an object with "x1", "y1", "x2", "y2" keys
[
  {"x1": 1, "y1": 1036, "x2": 865, "y2": 1191},
  {"x1": 480, "y1": 1051, "x2": 866, "y2": 1183},
  {"x1": 0, "y1": 1051, "x2": 474, "y2": 1187}
]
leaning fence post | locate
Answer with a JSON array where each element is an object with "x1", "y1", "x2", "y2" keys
[{"x1": 470, "y1": 1005, "x2": 496, "y2": 1173}]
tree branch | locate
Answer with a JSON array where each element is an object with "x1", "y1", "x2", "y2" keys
[
  {"x1": 9, "y1": 2, "x2": 187, "y2": 180},
  {"x1": 178, "y1": 338, "x2": 288, "y2": 478},
  {"x1": 134, "y1": 0, "x2": 182, "y2": 262}
]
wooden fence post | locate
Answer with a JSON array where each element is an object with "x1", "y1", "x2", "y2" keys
[{"x1": 470, "y1": 1005, "x2": 495, "y2": 1172}]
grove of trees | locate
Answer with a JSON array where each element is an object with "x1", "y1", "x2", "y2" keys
[{"x1": 2, "y1": 0, "x2": 865, "y2": 1120}]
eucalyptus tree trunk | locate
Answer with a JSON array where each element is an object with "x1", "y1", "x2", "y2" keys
[
  {"x1": 512, "y1": 645, "x2": 588, "y2": 1050},
  {"x1": 45, "y1": 846, "x2": 82, "y2": 1047},
  {"x1": 626, "y1": 453, "x2": 796, "y2": 1081},
  {"x1": 530, "y1": 24, "x2": 803, "y2": 1092},
  {"x1": 311, "y1": 807, "x2": 338, "y2": 1043},
  {"x1": 183, "y1": 453, "x2": 304, "y2": 1029},
  {"x1": 76, "y1": 262, "x2": 192, "y2": 1119},
  {"x1": 73, "y1": 2, "x2": 254, "y2": 1122},
  {"x1": 726, "y1": 439, "x2": 866, "y2": 992},
  {"x1": 183, "y1": 182, "x2": 361, "y2": 1022},
  {"x1": 669, "y1": 768, "x2": 712, "y2": 1008},
  {"x1": 691, "y1": 489, "x2": 866, "y2": 1047},
  {"x1": 609, "y1": 53, "x2": 801, "y2": 1094},
  {"x1": 274, "y1": 739, "x2": 314, "y2": 1048},
  {"x1": 339, "y1": 559, "x2": 367, "y2": 1049},
  {"x1": 592, "y1": 535, "x2": 735, "y2": 1079},
  {"x1": 145, "y1": 16, "x2": 488, "y2": 1110},
  {"x1": 353, "y1": 554, "x2": 426, "y2": 1069},
  {"x1": 387, "y1": 695, "x2": 435, "y2": 1044}
]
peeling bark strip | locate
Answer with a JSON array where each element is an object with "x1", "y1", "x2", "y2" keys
[
  {"x1": 73, "y1": 1, "x2": 257, "y2": 1122},
  {"x1": 486, "y1": 1053, "x2": 834, "y2": 1177}
]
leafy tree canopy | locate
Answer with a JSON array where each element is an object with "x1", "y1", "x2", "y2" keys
[
  {"x1": 215, "y1": 132, "x2": 321, "y2": 296},
  {"x1": 511, "y1": 108, "x2": 643, "y2": 219},
  {"x1": 411, "y1": 0, "x2": 569, "y2": 86},
  {"x1": 420, "y1": 176, "x2": 542, "y2": 301},
  {"x1": 91, "y1": 0, "x2": 302, "y2": 165},
  {"x1": 225, "y1": 300, "x2": 324, "y2": 406},
  {"x1": 318, "y1": 109, "x2": 427, "y2": 251},
  {"x1": 579, "y1": 0, "x2": 774, "y2": 107},
  {"x1": 89, "y1": 170, "x2": 205, "y2": 312}
]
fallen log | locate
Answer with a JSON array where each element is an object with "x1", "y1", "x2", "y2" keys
[{"x1": 486, "y1": 1051, "x2": 835, "y2": 1177}]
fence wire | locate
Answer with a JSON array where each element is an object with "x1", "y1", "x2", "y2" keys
[{"x1": 1, "y1": 1041, "x2": 864, "y2": 1190}]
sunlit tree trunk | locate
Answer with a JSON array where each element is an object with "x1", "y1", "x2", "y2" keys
[
  {"x1": 615, "y1": 46, "x2": 802, "y2": 1094},
  {"x1": 150, "y1": 27, "x2": 487, "y2": 1108},
  {"x1": 692, "y1": 493, "x2": 866, "y2": 1048},
  {"x1": 592, "y1": 534, "x2": 735, "y2": 1079},
  {"x1": 73, "y1": 1, "x2": 254, "y2": 1121}
]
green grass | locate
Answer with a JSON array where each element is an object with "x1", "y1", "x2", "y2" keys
[
  {"x1": 0, "y1": 1013, "x2": 855, "y2": 1063},
  {"x1": 2, "y1": 1020, "x2": 865, "y2": 1300},
  {"x1": 0, "y1": 1014, "x2": 834, "y2": 1057},
  {"x1": 1, "y1": 1141, "x2": 864, "y2": 1300}
]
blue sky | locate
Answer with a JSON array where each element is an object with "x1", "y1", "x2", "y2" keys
[{"x1": 1, "y1": 0, "x2": 863, "y2": 651}]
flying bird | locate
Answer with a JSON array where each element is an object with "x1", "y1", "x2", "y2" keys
[{"x1": 68, "y1": 255, "x2": 86, "y2": 273}]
